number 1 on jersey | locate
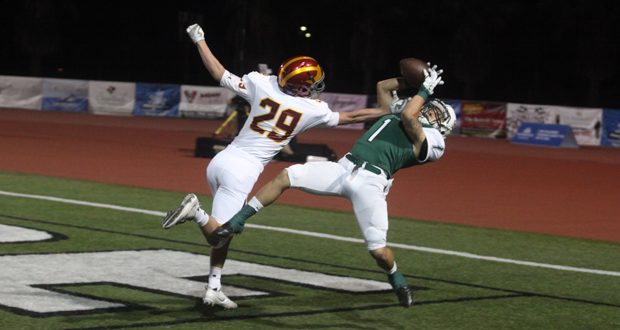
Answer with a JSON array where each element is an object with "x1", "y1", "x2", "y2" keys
[{"x1": 367, "y1": 118, "x2": 392, "y2": 142}]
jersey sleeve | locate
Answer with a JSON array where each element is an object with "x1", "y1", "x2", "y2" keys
[
  {"x1": 300, "y1": 102, "x2": 339, "y2": 130},
  {"x1": 420, "y1": 127, "x2": 445, "y2": 162},
  {"x1": 324, "y1": 112, "x2": 340, "y2": 127},
  {"x1": 219, "y1": 70, "x2": 252, "y2": 102}
]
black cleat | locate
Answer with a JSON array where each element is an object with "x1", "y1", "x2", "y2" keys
[
  {"x1": 396, "y1": 285, "x2": 413, "y2": 308},
  {"x1": 213, "y1": 222, "x2": 234, "y2": 239}
]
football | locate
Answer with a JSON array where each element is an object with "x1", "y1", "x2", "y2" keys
[{"x1": 399, "y1": 58, "x2": 429, "y2": 88}]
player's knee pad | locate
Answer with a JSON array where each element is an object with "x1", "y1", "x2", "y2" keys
[
  {"x1": 364, "y1": 226, "x2": 387, "y2": 251},
  {"x1": 285, "y1": 164, "x2": 307, "y2": 186}
]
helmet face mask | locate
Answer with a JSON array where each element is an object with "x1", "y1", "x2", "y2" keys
[
  {"x1": 278, "y1": 56, "x2": 325, "y2": 99},
  {"x1": 419, "y1": 99, "x2": 456, "y2": 138}
]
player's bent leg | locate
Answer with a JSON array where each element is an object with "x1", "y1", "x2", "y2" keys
[
  {"x1": 208, "y1": 173, "x2": 256, "y2": 240},
  {"x1": 287, "y1": 162, "x2": 346, "y2": 197},
  {"x1": 206, "y1": 176, "x2": 256, "y2": 309},
  {"x1": 215, "y1": 169, "x2": 292, "y2": 238},
  {"x1": 255, "y1": 169, "x2": 292, "y2": 205},
  {"x1": 359, "y1": 194, "x2": 412, "y2": 308},
  {"x1": 202, "y1": 146, "x2": 262, "y2": 310}
]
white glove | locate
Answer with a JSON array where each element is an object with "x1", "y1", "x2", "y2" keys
[
  {"x1": 186, "y1": 24, "x2": 205, "y2": 44},
  {"x1": 389, "y1": 93, "x2": 412, "y2": 114},
  {"x1": 391, "y1": 90, "x2": 399, "y2": 102},
  {"x1": 421, "y1": 62, "x2": 444, "y2": 95}
]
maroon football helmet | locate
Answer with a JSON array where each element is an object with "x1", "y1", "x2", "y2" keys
[{"x1": 277, "y1": 56, "x2": 325, "y2": 99}]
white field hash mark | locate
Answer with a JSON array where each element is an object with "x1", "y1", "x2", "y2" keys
[{"x1": 1, "y1": 189, "x2": 619, "y2": 277}]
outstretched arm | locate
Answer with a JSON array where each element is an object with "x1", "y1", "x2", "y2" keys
[
  {"x1": 401, "y1": 95, "x2": 427, "y2": 155},
  {"x1": 337, "y1": 77, "x2": 410, "y2": 125},
  {"x1": 377, "y1": 77, "x2": 408, "y2": 107},
  {"x1": 187, "y1": 24, "x2": 226, "y2": 82},
  {"x1": 337, "y1": 106, "x2": 391, "y2": 125},
  {"x1": 402, "y1": 64, "x2": 444, "y2": 157}
]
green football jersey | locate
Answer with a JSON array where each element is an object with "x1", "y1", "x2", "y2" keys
[{"x1": 349, "y1": 113, "x2": 433, "y2": 178}]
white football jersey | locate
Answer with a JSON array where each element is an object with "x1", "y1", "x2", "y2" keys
[
  {"x1": 421, "y1": 127, "x2": 445, "y2": 162},
  {"x1": 220, "y1": 70, "x2": 339, "y2": 165}
]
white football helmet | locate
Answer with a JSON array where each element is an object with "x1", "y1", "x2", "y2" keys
[{"x1": 419, "y1": 99, "x2": 456, "y2": 138}]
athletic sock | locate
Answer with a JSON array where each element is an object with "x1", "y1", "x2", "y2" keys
[
  {"x1": 208, "y1": 266, "x2": 222, "y2": 291},
  {"x1": 195, "y1": 208, "x2": 210, "y2": 227},
  {"x1": 388, "y1": 271, "x2": 408, "y2": 291},
  {"x1": 384, "y1": 262, "x2": 398, "y2": 275},
  {"x1": 386, "y1": 263, "x2": 408, "y2": 291},
  {"x1": 228, "y1": 198, "x2": 261, "y2": 233},
  {"x1": 247, "y1": 197, "x2": 264, "y2": 211}
]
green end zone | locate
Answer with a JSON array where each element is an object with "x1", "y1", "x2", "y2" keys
[{"x1": 0, "y1": 171, "x2": 619, "y2": 330}]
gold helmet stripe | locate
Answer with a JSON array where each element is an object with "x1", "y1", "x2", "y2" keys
[
  {"x1": 279, "y1": 57, "x2": 323, "y2": 87},
  {"x1": 281, "y1": 56, "x2": 315, "y2": 70},
  {"x1": 280, "y1": 66, "x2": 323, "y2": 87}
]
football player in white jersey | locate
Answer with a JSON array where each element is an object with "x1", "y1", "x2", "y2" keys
[{"x1": 161, "y1": 24, "x2": 393, "y2": 309}]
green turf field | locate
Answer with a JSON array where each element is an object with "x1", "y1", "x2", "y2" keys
[{"x1": 0, "y1": 171, "x2": 619, "y2": 330}]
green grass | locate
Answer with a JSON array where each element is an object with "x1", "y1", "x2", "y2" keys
[{"x1": 0, "y1": 171, "x2": 619, "y2": 329}]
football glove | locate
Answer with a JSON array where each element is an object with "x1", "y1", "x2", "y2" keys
[
  {"x1": 186, "y1": 24, "x2": 205, "y2": 44},
  {"x1": 389, "y1": 91, "x2": 412, "y2": 114},
  {"x1": 420, "y1": 63, "x2": 444, "y2": 95}
]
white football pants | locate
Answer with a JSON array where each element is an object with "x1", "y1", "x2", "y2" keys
[
  {"x1": 207, "y1": 145, "x2": 263, "y2": 224},
  {"x1": 286, "y1": 157, "x2": 393, "y2": 251}
]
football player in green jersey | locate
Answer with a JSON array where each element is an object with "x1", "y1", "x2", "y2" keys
[{"x1": 214, "y1": 64, "x2": 455, "y2": 308}]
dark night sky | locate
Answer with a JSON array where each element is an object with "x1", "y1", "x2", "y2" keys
[{"x1": 2, "y1": 0, "x2": 620, "y2": 108}]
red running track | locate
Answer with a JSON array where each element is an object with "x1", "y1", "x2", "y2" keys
[{"x1": 1, "y1": 108, "x2": 619, "y2": 242}]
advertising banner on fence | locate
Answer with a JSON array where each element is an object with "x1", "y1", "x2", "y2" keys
[
  {"x1": 179, "y1": 85, "x2": 233, "y2": 118},
  {"x1": 133, "y1": 83, "x2": 180, "y2": 117},
  {"x1": 511, "y1": 123, "x2": 578, "y2": 148},
  {"x1": 554, "y1": 106, "x2": 602, "y2": 146},
  {"x1": 600, "y1": 109, "x2": 620, "y2": 147},
  {"x1": 41, "y1": 78, "x2": 89, "y2": 112},
  {"x1": 0, "y1": 76, "x2": 43, "y2": 110},
  {"x1": 507, "y1": 103, "x2": 602, "y2": 145},
  {"x1": 506, "y1": 103, "x2": 556, "y2": 140},
  {"x1": 88, "y1": 81, "x2": 136, "y2": 116},
  {"x1": 460, "y1": 101, "x2": 506, "y2": 138},
  {"x1": 320, "y1": 92, "x2": 368, "y2": 129}
]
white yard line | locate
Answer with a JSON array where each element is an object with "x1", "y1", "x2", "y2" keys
[{"x1": 2, "y1": 190, "x2": 619, "y2": 277}]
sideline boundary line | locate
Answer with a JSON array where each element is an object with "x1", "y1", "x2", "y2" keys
[{"x1": 1, "y1": 190, "x2": 619, "y2": 277}]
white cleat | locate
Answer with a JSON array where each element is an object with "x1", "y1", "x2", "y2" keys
[
  {"x1": 203, "y1": 286, "x2": 238, "y2": 310},
  {"x1": 162, "y1": 193, "x2": 200, "y2": 229}
]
